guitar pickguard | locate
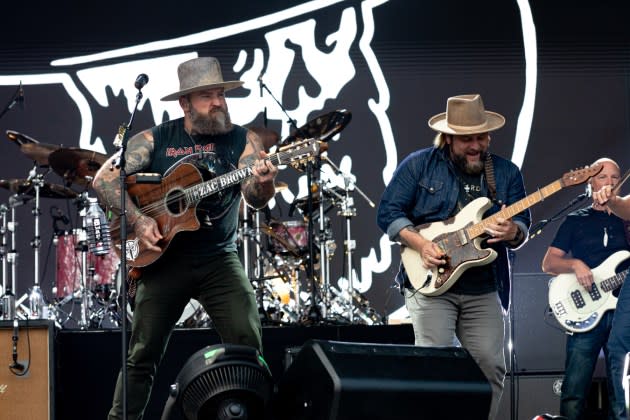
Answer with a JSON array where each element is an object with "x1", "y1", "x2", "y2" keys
[{"x1": 432, "y1": 229, "x2": 493, "y2": 287}]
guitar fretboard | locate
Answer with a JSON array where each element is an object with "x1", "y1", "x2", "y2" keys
[
  {"x1": 467, "y1": 179, "x2": 564, "y2": 239},
  {"x1": 601, "y1": 268, "x2": 629, "y2": 292},
  {"x1": 183, "y1": 140, "x2": 317, "y2": 204}
]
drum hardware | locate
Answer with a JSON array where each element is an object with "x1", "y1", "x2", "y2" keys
[{"x1": 322, "y1": 155, "x2": 376, "y2": 323}]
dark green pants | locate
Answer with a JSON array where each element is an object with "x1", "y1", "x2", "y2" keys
[{"x1": 108, "y1": 251, "x2": 262, "y2": 420}]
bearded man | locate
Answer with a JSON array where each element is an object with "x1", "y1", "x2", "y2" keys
[
  {"x1": 93, "y1": 57, "x2": 278, "y2": 420},
  {"x1": 377, "y1": 94, "x2": 530, "y2": 419}
]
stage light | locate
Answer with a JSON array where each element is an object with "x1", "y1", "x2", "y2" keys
[{"x1": 161, "y1": 344, "x2": 273, "y2": 420}]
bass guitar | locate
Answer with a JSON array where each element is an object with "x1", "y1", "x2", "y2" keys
[
  {"x1": 401, "y1": 164, "x2": 603, "y2": 296},
  {"x1": 110, "y1": 138, "x2": 324, "y2": 267},
  {"x1": 548, "y1": 250, "x2": 629, "y2": 333}
]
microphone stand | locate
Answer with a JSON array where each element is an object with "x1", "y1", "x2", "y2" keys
[
  {"x1": 0, "y1": 83, "x2": 22, "y2": 120},
  {"x1": 529, "y1": 192, "x2": 590, "y2": 239},
  {"x1": 258, "y1": 75, "x2": 322, "y2": 323},
  {"x1": 258, "y1": 78, "x2": 300, "y2": 139},
  {"x1": 506, "y1": 190, "x2": 589, "y2": 420},
  {"x1": 112, "y1": 84, "x2": 145, "y2": 420}
]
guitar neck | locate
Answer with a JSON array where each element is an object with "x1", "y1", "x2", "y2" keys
[
  {"x1": 183, "y1": 141, "x2": 316, "y2": 204},
  {"x1": 601, "y1": 268, "x2": 629, "y2": 292},
  {"x1": 467, "y1": 179, "x2": 565, "y2": 239}
]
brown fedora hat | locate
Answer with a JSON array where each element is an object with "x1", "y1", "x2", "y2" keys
[
  {"x1": 160, "y1": 57, "x2": 244, "y2": 101},
  {"x1": 428, "y1": 94, "x2": 505, "y2": 135}
]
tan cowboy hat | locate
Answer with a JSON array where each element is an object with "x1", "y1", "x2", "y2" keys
[
  {"x1": 428, "y1": 94, "x2": 505, "y2": 135},
  {"x1": 160, "y1": 57, "x2": 244, "y2": 101}
]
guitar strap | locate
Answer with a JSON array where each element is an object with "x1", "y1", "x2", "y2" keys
[{"x1": 484, "y1": 153, "x2": 498, "y2": 203}]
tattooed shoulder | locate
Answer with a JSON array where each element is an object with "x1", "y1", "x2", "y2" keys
[{"x1": 125, "y1": 130, "x2": 155, "y2": 174}]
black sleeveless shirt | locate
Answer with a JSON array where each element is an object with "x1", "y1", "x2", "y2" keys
[{"x1": 147, "y1": 118, "x2": 246, "y2": 257}]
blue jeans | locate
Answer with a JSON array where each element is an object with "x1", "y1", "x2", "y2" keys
[
  {"x1": 561, "y1": 310, "x2": 616, "y2": 420},
  {"x1": 607, "y1": 280, "x2": 630, "y2": 420}
]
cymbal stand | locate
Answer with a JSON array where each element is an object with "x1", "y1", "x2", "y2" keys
[
  {"x1": 315, "y1": 182, "x2": 336, "y2": 318},
  {"x1": 0, "y1": 203, "x2": 11, "y2": 319},
  {"x1": 323, "y1": 157, "x2": 375, "y2": 323},
  {"x1": 2, "y1": 195, "x2": 30, "y2": 320},
  {"x1": 75, "y1": 192, "x2": 91, "y2": 329},
  {"x1": 28, "y1": 173, "x2": 47, "y2": 319}
]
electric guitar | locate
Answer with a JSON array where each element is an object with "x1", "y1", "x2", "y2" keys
[
  {"x1": 401, "y1": 164, "x2": 603, "y2": 296},
  {"x1": 548, "y1": 250, "x2": 630, "y2": 333},
  {"x1": 109, "y1": 138, "x2": 324, "y2": 267}
]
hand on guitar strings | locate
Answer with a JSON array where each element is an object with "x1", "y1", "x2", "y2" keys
[
  {"x1": 133, "y1": 213, "x2": 163, "y2": 252},
  {"x1": 252, "y1": 150, "x2": 278, "y2": 183},
  {"x1": 419, "y1": 240, "x2": 446, "y2": 269},
  {"x1": 570, "y1": 259, "x2": 595, "y2": 291},
  {"x1": 484, "y1": 205, "x2": 519, "y2": 244}
]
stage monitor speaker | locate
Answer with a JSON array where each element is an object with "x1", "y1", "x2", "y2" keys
[
  {"x1": 0, "y1": 320, "x2": 55, "y2": 420},
  {"x1": 275, "y1": 339, "x2": 491, "y2": 420}
]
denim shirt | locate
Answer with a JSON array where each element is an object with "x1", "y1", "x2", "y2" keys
[{"x1": 376, "y1": 146, "x2": 531, "y2": 309}]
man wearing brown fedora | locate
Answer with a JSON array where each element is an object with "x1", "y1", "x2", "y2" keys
[
  {"x1": 377, "y1": 94, "x2": 530, "y2": 419},
  {"x1": 93, "y1": 56, "x2": 278, "y2": 419}
]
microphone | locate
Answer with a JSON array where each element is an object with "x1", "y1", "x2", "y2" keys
[
  {"x1": 10, "y1": 318, "x2": 24, "y2": 371},
  {"x1": 257, "y1": 70, "x2": 265, "y2": 97},
  {"x1": 86, "y1": 197, "x2": 111, "y2": 256},
  {"x1": 134, "y1": 73, "x2": 149, "y2": 90}
]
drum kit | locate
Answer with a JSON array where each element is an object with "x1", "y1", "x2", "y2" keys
[
  {"x1": 240, "y1": 111, "x2": 383, "y2": 326},
  {"x1": 0, "y1": 129, "x2": 123, "y2": 329}
]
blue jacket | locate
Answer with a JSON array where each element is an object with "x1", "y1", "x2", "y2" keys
[{"x1": 376, "y1": 146, "x2": 531, "y2": 309}]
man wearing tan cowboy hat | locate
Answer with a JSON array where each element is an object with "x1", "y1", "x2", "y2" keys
[
  {"x1": 377, "y1": 94, "x2": 530, "y2": 419},
  {"x1": 93, "y1": 56, "x2": 277, "y2": 419}
]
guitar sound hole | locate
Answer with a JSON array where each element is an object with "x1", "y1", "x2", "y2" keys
[{"x1": 165, "y1": 189, "x2": 188, "y2": 216}]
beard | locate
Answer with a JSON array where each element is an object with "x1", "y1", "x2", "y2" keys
[
  {"x1": 450, "y1": 149, "x2": 487, "y2": 175},
  {"x1": 190, "y1": 106, "x2": 233, "y2": 136}
]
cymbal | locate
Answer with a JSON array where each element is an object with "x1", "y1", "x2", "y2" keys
[
  {"x1": 48, "y1": 148, "x2": 108, "y2": 185},
  {"x1": 282, "y1": 109, "x2": 352, "y2": 144},
  {"x1": 19, "y1": 142, "x2": 60, "y2": 166},
  {"x1": 0, "y1": 179, "x2": 78, "y2": 199},
  {"x1": 6, "y1": 130, "x2": 40, "y2": 146}
]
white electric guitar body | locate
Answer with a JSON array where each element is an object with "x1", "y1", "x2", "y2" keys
[
  {"x1": 548, "y1": 250, "x2": 630, "y2": 333},
  {"x1": 401, "y1": 164, "x2": 603, "y2": 296}
]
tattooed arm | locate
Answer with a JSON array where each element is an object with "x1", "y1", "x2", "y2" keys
[
  {"x1": 92, "y1": 129, "x2": 163, "y2": 251},
  {"x1": 240, "y1": 129, "x2": 278, "y2": 209}
]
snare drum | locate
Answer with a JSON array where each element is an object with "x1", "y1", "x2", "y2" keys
[
  {"x1": 268, "y1": 220, "x2": 308, "y2": 255},
  {"x1": 55, "y1": 230, "x2": 120, "y2": 298}
]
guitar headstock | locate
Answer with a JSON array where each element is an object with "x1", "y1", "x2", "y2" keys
[
  {"x1": 561, "y1": 162, "x2": 604, "y2": 187},
  {"x1": 278, "y1": 138, "x2": 328, "y2": 170}
]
